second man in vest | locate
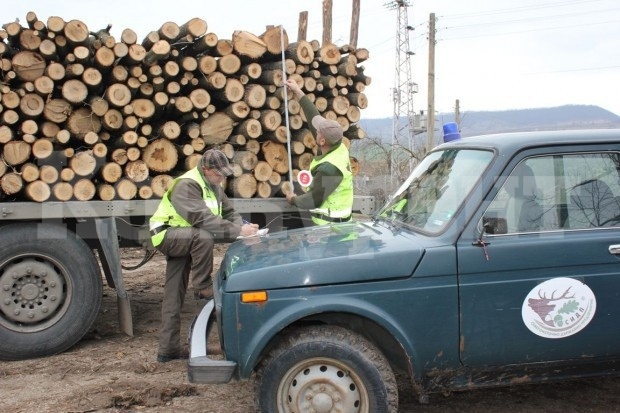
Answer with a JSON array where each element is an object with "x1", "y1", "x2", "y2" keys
[{"x1": 284, "y1": 78, "x2": 354, "y2": 225}]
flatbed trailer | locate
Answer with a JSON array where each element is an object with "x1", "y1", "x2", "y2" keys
[{"x1": 0, "y1": 196, "x2": 375, "y2": 360}]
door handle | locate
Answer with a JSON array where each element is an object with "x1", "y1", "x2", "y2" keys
[{"x1": 608, "y1": 244, "x2": 620, "y2": 255}]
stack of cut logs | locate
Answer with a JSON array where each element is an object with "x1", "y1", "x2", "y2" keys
[{"x1": 0, "y1": 11, "x2": 370, "y2": 202}]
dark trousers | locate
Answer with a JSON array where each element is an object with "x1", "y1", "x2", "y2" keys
[{"x1": 156, "y1": 227, "x2": 214, "y2": 356}]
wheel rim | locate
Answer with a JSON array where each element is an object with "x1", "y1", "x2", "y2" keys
[
  {"x1": 0, "y1": 256, "x2": 71, "y2": 332},
  {"x1": 277, "y1": 357, "x2": 369, "y2": 413}
]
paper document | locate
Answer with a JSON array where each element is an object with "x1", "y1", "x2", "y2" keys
[{"x1": 237, "y1": 228, "x2": 269, "y2": 239}]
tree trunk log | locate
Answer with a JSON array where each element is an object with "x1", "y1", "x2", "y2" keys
[
  {"x1": 138, "y1": 184, "x2": 154, "y2": 199},
  {"x1": 100, "y1": 161, "x2": 123, "y2": 183},
  {"x1": 142, "y1": 138, "x2": 178, "y2": 173},
  {"x1": 151, "y1": 174, "x2": 173, "y2": 197},
  {"x1": 200, "y1": 112, "x2": 234, "y2": 144},
  {"x1": 253, "y1": 160, "x2": 273, "y2": 182},
  {"x1": 243, "y1": 84, "x2": 266, "y2": 109},
  {"x1": 287, "y1": 41, "x2": 314, "y2": 64},
  {"x1": 12, "y1": 51, "x2": 46, "y2": 81},
  {"x1": 232, "y1": 150, "x2": 258, "y2": 171},
  {"x1": 70, "y1": 150, "x2": 97, "y2": 177},
  {"x1": 262, "y1": 141, "x2": 289, "y2": 174},
  {"x1": 31, "y1": 138, "x2": 54, "y2": 161},
  {"x1": 232, "y1": 30, "x2": 266, "y2": 59},
  {"x1": 3, "y1": 141, "x2": 31, "y2": 166},
  {"x1": 227, "y1": 173, "x2": 257, "y2": 198},
  {"x1": 1, "y1": 172, "x2": 23, "y2": 195},
  {"x1": 124, "y1": 160, "x2": 149, "y2": 183},
  {"x1": 25, "y1": 180, "x2": 50, "y2": 202},
  {"x1": 61, "y1": 79, "x2": 89, "y2": 103},
  {"x1": 73, "y1": 178, "x2": 96, "y2": 201},
  {"x1": 21, "y1": 163, "x2": 40, "y2": 182},
  {"x1": 218, "y1": 54, "x2": 241, "y2": 75},
  {"x1": 115, "y1": 178, "x2": 137, "y2": 200},
  {"x1": 53, "y1": 181, "x2": 74, "y2": 201},
  {"x1": 96, "y1": 183, "x2": 116, "y2": 201},
  {"x1": 39, "y1": 165, "x2": 59, "y2": 184}
]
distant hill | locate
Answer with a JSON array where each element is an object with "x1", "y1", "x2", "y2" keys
[{"x1": 359, "y1": 105, "x2": 620, "y2": 143}]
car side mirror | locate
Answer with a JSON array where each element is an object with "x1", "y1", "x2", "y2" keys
[{"x1": 482, "y1": 217, "x2": 507, "y2": 235}]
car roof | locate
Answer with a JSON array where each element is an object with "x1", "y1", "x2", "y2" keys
[{"x1": 437, "y1": 129, "x2": 620, "y2": 154}]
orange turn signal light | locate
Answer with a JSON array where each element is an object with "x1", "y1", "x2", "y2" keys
[{"x1": 241, "y1": 291, "x2": 268, "y2": 303}]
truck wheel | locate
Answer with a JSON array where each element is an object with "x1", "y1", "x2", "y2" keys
[
  {"x1": 0, "y1": 223, "x2": 102, "y2": 360},
  {"x1": 256, "y1": 325, "x2": 398, "y2": 413}
]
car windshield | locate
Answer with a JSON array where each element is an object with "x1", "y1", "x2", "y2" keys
[{"x1": 377, "y1": 148, "x2": 494, "y2": 233}]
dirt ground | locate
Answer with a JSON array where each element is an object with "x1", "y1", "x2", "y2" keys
[{"x1": 1, "y1": 244, "x2": 619, "y2": 413}]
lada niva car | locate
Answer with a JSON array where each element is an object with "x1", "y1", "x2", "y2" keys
[{"x1": 188, "y1": 129, "x2": 620, "y2": 413}]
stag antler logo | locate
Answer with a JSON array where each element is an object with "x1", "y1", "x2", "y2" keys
[
  {"x1": 522, "y1": 278, "x2": 596, "y2": 339},
  {"x1": 528, "y1": 287, "x2": 576, "y2": 327}
]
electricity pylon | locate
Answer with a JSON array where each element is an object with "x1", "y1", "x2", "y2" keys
[{"x1": 385, "y1": 0, "x2": 418, "y2": 183}]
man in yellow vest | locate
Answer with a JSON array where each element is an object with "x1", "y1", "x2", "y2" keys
[
  {"x1": 284, "y1": 79, "x2": 354, "y2": 225},
  {"x1": 149, "y1": 149, "x2": 258, "y2": 362}
]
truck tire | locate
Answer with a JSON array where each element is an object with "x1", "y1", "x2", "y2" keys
[
  {"x1": 0, "y1": 223, "x2": 103, "y2": 360},
  {"x1": 256, "y1": 325, "x2": 398, "y2": 413}
]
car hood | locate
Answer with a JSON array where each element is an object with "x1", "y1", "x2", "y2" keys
[{"x1": 221, "y1": 220, "x2": 424, "y2": 292}]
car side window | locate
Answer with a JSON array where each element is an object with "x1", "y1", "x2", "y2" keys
[
  {"x1": 484, "y1": 152, "x2": 620, "y2": 234},
  {"x1": 565, "y1": 154, "x2": 620, "y2": 229}
]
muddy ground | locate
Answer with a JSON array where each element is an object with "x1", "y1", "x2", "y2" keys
[{"x1": 1, "y1": 245, "x2": 619, "y2": 413}]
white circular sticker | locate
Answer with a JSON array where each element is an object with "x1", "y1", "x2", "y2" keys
[
  {"x1": 522, "y1": 277, "x2": 596, "y2": 339},
  {"x1": 297, "y1": 169, "x2": 313, "y2": 187}
]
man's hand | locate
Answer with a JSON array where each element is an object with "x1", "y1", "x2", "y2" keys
[
  {"x1": 285, "y1": 78, "x2": 304, "y2": 99},
  {"x1": 285, "y1": 191, "x2": 296, "y2": 204},
  {"x1": 240, "y1": 223, "x2": 259, "y2": 237}
]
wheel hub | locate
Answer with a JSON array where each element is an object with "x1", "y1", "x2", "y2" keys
[
  {"x1": 285, "y1": 359, "x2": 362, "y2": 413},
  {"x1": 311, "y1": 392, "x2": 334, "y2": 412},
  {"x1": 0, "y1": 259, "x2": 65, "y2": 324}
]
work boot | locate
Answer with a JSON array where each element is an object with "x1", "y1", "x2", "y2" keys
[
  {"x1": 156, "y1": 349, "x2": 189, "y2": 363},
  {"x1": 194, "y1": 284, "x2": 213, "y2": 300}
]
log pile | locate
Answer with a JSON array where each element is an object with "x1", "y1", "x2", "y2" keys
[{"x1": 0, "y1": 11, "x2": 370, "y2": 202}]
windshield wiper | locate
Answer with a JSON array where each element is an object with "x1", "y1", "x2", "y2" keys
[{"x1": 372, "y1": 213, "x2": 405, "y2": 233}]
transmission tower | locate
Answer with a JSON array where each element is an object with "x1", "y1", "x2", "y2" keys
[{"x1": 385, "y1": 0, "x2": 418, "y2": 183}]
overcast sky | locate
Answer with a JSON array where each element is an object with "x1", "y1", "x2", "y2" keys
[{"x1": 3, "y1": 0, "x2": 619, "y2": 119}]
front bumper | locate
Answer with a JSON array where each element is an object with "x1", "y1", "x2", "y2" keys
[{"x1": 187, "y1": 299, "x2": 237, "y2": 383}]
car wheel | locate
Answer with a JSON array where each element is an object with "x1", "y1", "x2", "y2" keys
[{"x1": 256, "y1": 325, "x2": 398, "y2": 413}]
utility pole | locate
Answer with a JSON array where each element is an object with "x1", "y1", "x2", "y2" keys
[
  {"x1": 455, "y1": 99, "x2": 461, "y2": 125},
  {"x1": 386, "y1": 0, "x2": 418, "y2": 183},
  {"x1": 426, "y1": 12, "x2": 436, "y2": 151}
]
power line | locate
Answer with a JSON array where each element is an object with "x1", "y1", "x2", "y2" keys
[
  {"x1": 528, "y1": 64, "x2": 620, "y2": 75},
  {"x1": 438, "y1": 0, "x2": 608, "y2": 20},
  {"x1": 443, "y1": 7, "x2": 620, "y2": 30},
  {"x1": 438, "y1": 19, "x2": 620, "y2": 41}
]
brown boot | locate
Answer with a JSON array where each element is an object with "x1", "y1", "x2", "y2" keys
[{"x1": 194, "y1": 284, "x2": 213, "y2": 300}]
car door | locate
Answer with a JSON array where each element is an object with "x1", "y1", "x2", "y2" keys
[{"x1": 457, "y1": 145, "x2": 620, "y2": 367}]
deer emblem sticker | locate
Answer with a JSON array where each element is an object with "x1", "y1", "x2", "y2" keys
[{"x1": 522, "y1": 277, "x2": 596, "y2": 339}]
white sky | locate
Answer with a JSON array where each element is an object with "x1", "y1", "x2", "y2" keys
[{"x1": 3, "y1": 0, "x2": 619, "y2": 119}]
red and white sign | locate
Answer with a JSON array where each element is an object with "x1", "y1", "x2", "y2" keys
[{"x1": 297, "y1": 169, "x2": 313, "y2": 187}]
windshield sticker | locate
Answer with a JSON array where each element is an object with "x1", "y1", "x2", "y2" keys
[{"x1": 521, "y1": 277, "x2": 596, "y2": 339}]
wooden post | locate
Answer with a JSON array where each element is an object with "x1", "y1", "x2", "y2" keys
[
  {"x1": 298, "y1": 11, "x2": 308, "y2": 41},
  {"x1": 322, "y1": 0, "x2": 333, "y2": 46},
  {"x1": 350, "y1": 0, "x2": 360, "y2": 49}
]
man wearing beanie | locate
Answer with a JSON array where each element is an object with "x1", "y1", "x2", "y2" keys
[
  {"x1": 284, "y1": 79, "x2": 354, "y2": 226},
  {"x1": 149, "y1": 149, "x2": 258, "y2": 362}
]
